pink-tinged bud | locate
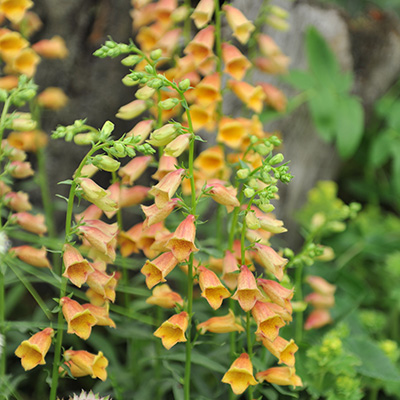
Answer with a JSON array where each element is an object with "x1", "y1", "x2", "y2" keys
[
  {"x1": 0, "y1": 75, "x2": 18, "y2": 90},
  {"x1": 222, "y1": 353, "x2": 258, "y2": 395},
  {"x1": 116, "y1": 99, "x2": 147, "y2": 120},
  {"x1": 256, "y1": 367, "x2": 303, "y2": 388},
  {"x1": 232, "y1": 265, "x2": 264, "y2": 312},
  {"x1": 222, "y1": 5, "x2": 255, "y2": 44},
  {"x1": 166, "y1": 214, "x2": 199, "y2": 262},
  {"x1": 32, "y1": 35, "x2": 68, "y2": 59},
  {"x1": 0, "y1": 31, "x2": 28, "y2": 56},
  {"x1": 37, "y1": 87, "x2": 68, "y2": 110},
  {"x1": 267, "y1": 302, "x2": 293, "y2": 322},
  {"x1": 7, "y1": 130, "x2": 48, "y2": 152},
  {"x1": 60, "y1": 297, "x2": 97, "y2": 340},
  {"x1": 118, "y1": 222, "x2": 142, "y2": 257},
  {"x1": 259, "y1": 335, "x2": 298, "y2": 367},
  {"x1": 62, "y1": 244, "x2": 95, "y2": 288},
  {"x1": 228, "y1": 80, "x2": 266, "y2": 114},
  {"x1": 257, "y1": 279, "x2": 293, "y2": 312},
  {"x1": 82, "y1": 303, "x2": 116, "y2": 328},
  {"x1": 191, "y1": 0, "x2": 214, "y2": 28},
  {"x1": 254, "y1": 243, "x2": 288, "y2": 281},
  {"x1": 141, "y1": 198, "x2": 179, "y2": 228},
  {"x1": 148, "y1": 168, "x2": 185, "y2": 209},
  {"x1": 206, "y1": 182, "x2": 240, "y2": 213},
  {"x1": 9, "y1": 160, "x2": 34, "y2": 179},
  {"x1": 198, "y1": 266, "x2": 230, "y2": 310},
  {"x1": 154, "y1": 311, "x2": 189, "y2": 350},
  {"x1": 255, "y1": 55, "x2": 290, "y2": 75},
  {"x1": 0, "y1": 180, "x2": 11, "y2": 196},
  {"x1": 86, "y1": 270, "x2": 117, "y2": 303},
  {"x1": 4, "y1": 191, "x2": 32, "y2": 212},
  {"x1": 11, "y1": 48, "x2": 40, "y2": 77},
  {"x1": 304, "y1": 309, "x2": 333, "y2": 330},
  {"x1": 184, "y1": 25, "x2": 215, "y2": 65},
  {"x1": 222, "y1": 250, "x2": 239, "y2": 290},
  {"x1": 2, "y1": 139, "x2": 27, "y2": 161},
  {"x1": 253, "y1": 210, "x2": 287, "y2": 234},
  {"x1": 258, "y1": 82, "x2": 287, "y2": 112},
  {"x1": 192, "y1": 72, "x2": 221, "y2": 106},
  {"x1": 15, "y1": 327, "x2": 54, "y2": 371},
  {"x1": 147, "y1": 123, "x2": 178, "y2": 147},
  {"x1": 126, "y1": 119, "x2": 154, "y2": 143},
  {"x1": 306, "y1": 275, "x2": 336, "y2": 296},
  {"x1": 194, "y1": 146, "x2": 225, "y2": 178},
  {"x1": 217, "y1": 117, "x2": 247, "y2": 149},
  {"x1": 258, "y1": 34, "x2": 282, "y2": 57},
  {"x1": 222, "y1": 42, "x2": 251, "y2": 81},
  {"x1": 77, "y1": 178, "x2": 118, "y2": 213},
  {"x1": 305, "y1": 292, "x2": 335, "y2": 308},
  {"x1": 146, "y1": 283, "x2": 184, "y2": 309},
  {"x1": 63, "y1": 350, "x2": 108, "y2": 381},
  {"x1": 164, "y1": 133, "x2": 191, "y2": 157},
  {"x1": 7, "y1": 112, "x2": 36, "y2": 131},
  {"x1": 197, "y1": 310, "x2": 244, "y2": 334},
  {"x1": 11, "y1": 245, "x2": 51, "y2": 269},
  {"x1": 12, "y1": 212, "x2": 46, "y2": 235},
  {"x1": 118, "y1": 155, "x2": 152, "y2": 185},
  {"x1": 152, "y1": 155, "x2": 177, "y2": 181},
  {"x1": 13, "y1": 11, "x2": 43, "y2": 37},
  {"x1": 120, "y1": 185, "x2": 149, "y2": 208},
  {"x1": 252, "y1": 301, "x2": 285, "y2": 342},
  {"x1": 75, "y1": 204, "x2": 103, "y2": 223},
  {"x1": 141, "y1": 251, "x2": 178, "y2": 289}
]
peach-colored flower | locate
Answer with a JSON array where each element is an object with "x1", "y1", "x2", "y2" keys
[
  {"x1": 257, "y1": 278, "x2": 293, "y2": 312},
  {"x1": 0, "y1": 75, "x2": 18, "y2": 90},
  {"x1": 232, "y1": 265, "x2": 264, "y2": 312},
  {"x1": 228, "y1": 80, "x2": 265, "y2": 113},
  {"x1": 155, "y1": 0, "x2": 177, "y2": 27},
  {"x1": 198, "y1": 266, "x2": 230, "y2": 310},
  {"x1": 0, "y1": 0, "x2": 33, "y2": 23},
  {"x1": 63, "y1": 350, "x2": 108, "y2": 381},
  {"x1": 187, "y1": 103, "x2": 216, "y2": 132},
  {"x1": 62, "y1": 244, "x2": 94, "y2": 288},
  {"x1": 77, "y1": 178, "x2": 118, "y2": 213},
  {"x1": 32, "y1": 35, "x2": 68, "y2": 58},
  {"x1": 12, "y1": 212, "x2": 47, "y2": 235},
  {"x1": 306, "y1": 275, "x2": 336, "y2": 296},
  {"x1": 120, "y1": 185, "x2": 149, "y2": 208},
  {"x1": 7, "y1": 130, "x2": 48, "y2": 152},
  {"x1": 141, "y1": 198, "x2": 179, "y2": 228},
  {"x1": 184, "y1": 25, "x2": 215, "y2": 65},
  {"x1": 158, "y1": 27, "x2": 182, "y2": 57},
  {"x1": 192, "y1": 73, "x2": 221, "y2": 106},
  {"x1": 136, "y1": 22, "x2": 165, "y2": 52},
  {"x1": 222, "y1": 250, "x2": 239, "y2": 290},
  {"x1": 191, "y1": 0, "x2": 214, "y2": 28},
  {"x1": 166, "y1": 214, "x2": 199, "y2": 262},
  {"x1": 152, "y1": 155, "x2": 177, "y2": 181},
  {"x1": 75, "y1": 204, "x2": 103, "y2": 223},
  {"x1": 304, "y1": 292, "x2": 335, "y2": 308},
  {"x1": 217, "y1": 116, "x2": 247, "y2": 149},
  {"x1": 126, "y1": 119, "x2": 154, "y2": 143},
  {"x1": 259, "y1": 335, "x2": 298, "y2": 367},
  {"x1": 11, "y1": 245, "x2": 51, "y2": 269},
  {"x1": 256, "y1": 367, "x2": 302, "y2": 388},
  {"x1": 60, "y1": 297, "x2": 97, "y2": 340},
  {"x1": 141, "y1": 251, "x2": 178, "y2": 289},
  {"x1": 118, "y1": 222, "x2": 142, "y2": 257},
  {"x1": 222, "y1": 5, "x2": 255, "y2": 44},
  {"x1": 252, "y1": 301, "x2": 285, "y2": 342},
  {"x1": 116, "y1": 99, "x2": 147, "y2": 120},
  {"x1": 146, "y1": 283, "x2": 184, "y2": 309},
  {"x1": 4, "y1": 191, "x2": 32, "y2": 212},
  {"x1": 15, "y1": 327, "x2": 54, "y2": 371},
  {"x1": 197, "y1": 310, "x2": 244, "y2": 334},
  {"x1": 222, "y1": 42, "x2": 251, "y2": 80},
  {"x1": 194, "y1": 146, "x2": 225, "y2": 178},
  {"x1": 149, "y1": 168, "x2": 185, "y2": 209},
  {"x1": 0, "y1": 31, "x2": 28, "y2": 57},
  {"x1": 221, "y1": 353, "x2": 258, "y2": 395},
  {"x1": 164, "y1": 133, "x2": 191, "y2": 157},
  {"x1": 86, "y1": 270, "x2": 117, "y2": 303},
  {"x1": 82, "y1": 303, "x2": 116, "y2": 328},
  {"x1": 118, "y1": 155, "x2": 152, "y2": 185},
  {"x1": 137, "y1": 221, "x2": 170, "y2": 259},
  {"x1": 131, "y1": 3, "x2": 157, "y2": 30},
  {"x1": 206, "y1": 182, "x2": 240, "y2": 213},
  {"x1": 255, "y1": 55, "x2": 290, "y2": 75},
  {"x1": 9, "y1": 160, "x2": 34, "y2": 179},
  {"x1": 154, "y1": 311, "x2": 189, "y2": 350},
  {"x1": 254, "y1": 243, "x2": 287, "y2": 281},
  {"x1": 11, "y1": 48, "x2": 40, "y2": 77},
  {"x1": 258, "y1": 82, "x2": 287, "y2": 112},
  {"x1": 37, "y1": 87, "x2": 68, "y2": 110},
  {"x1": 304, "y1": 309, "x2": 333, "y2": 330}
]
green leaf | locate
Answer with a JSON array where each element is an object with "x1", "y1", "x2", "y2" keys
[
  {"x1": 336, "y1": 97, "x2": 364, "y2": 158},
  {"x1": 391, "y1": 143, "x2": 400, "y2": 196},
  {"x1": 283, "y1": 69, "x2": 316, "y2": 91},
  {"x1": 387, "y1": 102, "x2": 400, "y2": 130},
  {"x1": 345, "y1": 337, "x2": 400, "y2": 382},
  {"x1": 162, "y1": 351, "x2": 226, "y2": 373},
  {"x1": 370, "y1": 129, "x2": 394, "y2": 167}
]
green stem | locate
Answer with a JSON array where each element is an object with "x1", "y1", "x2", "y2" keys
[
  {"x1": 155, "y1": 306, "x2": 163, "y2": 400},
  {"x1": 294, "y1": 262, "x2": 304, "y2": 344},
  {"x1": 228, "y1": 186, "x2": 244, "y2": 250},
  {"x1": 183, "y1": 0, "x2": 192, "y2": 45},
  {"x1": 246, "y1": 311, "x2": 254, "y2": 400},
  {"x1": 0, "y1": 271, "x2": 5, "y2": 380},
  {"x1": 369, "y1": 386, "x2": 379, "y2": 400}
]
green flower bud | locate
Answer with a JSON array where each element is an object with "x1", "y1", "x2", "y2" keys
[
  {"x1": 255, "y1": 144, "x2": 270, "y2": 156},
  {"x1": 113, "y1": 142, "x2": 126, "y2": 157},
  {"x1": 248, "y1": 179, "x2": 259, "y2": 189},
  {"x1": 135, "y1": 86, "x2": 156, "y2": 100},
  {"x1": 0, "y1": 89, "x2": 7, "y2": 102},
  {"x1": 105, "y1": 40, "x2": 116, "y2": 48},
  {"x1": 147, "y1": 124, "x2": 178, "y2": 147},
  {"x1": 259, "y1": 203, "x2": 275, "y2": 213},
  {"x1": 144, "y1": 65, "x2": 154, "y2": 74},
  {"x1": 178, "y1": 78, "x2": 190, "y2": 91},
  {"x1": 158, "y1": 98, "x2": 179, "y2": 110},
  {"x1": 101, "y1": 121, "x2": 114, "y2": 138},
  {"x1": 269, "y1": 5, "x2": 289, "y2": 19},
  {"x1": 150, "y1": 49, "x2": 162, "y2": 60},
  {"x1": 121, "y1": 54, "x2": 142, "y2": 67},
  {"x1": 92, "y1": 155, "x2": 121, "y2": 172},
  {"x1": 73, "y1": 133, "x2": 97, "y2": 145},
  {"x1": 244, "y1": 187, "x2": 255, "y2": 198},
  {"x1": 245, "y1": 211, "x2": 261, "y2": 230},
  {"x1": 237, "y1": 168, "x2": 250, "y2": 179},
  {"x1": 270, "y1": 153, "x2": 284, "y2": 165},
  {"x1": 266, "y1": 14, "x2": 289, "y2": 31},
  {"x1": 147, "y1": 78, "x2": 163, "y2": 89},
  {"x1": 122, "y1": 74, "x2": 139, "y2": 87}
]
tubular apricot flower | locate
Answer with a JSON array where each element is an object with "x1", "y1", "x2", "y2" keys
[
  {"x1": 9, "y1": 160, "x2": 34, "y2": 179},
  {"x1": 11, "y1": 48, "x2": 40, "y2": 77},
  {"x1": 11, "y1": 245, "x2": 51, "y2": 269},
  {"x1": 60, "y1": 297, "x2": 97, "y2": 340},
  {"x1": 146, "y1": 283, "x2": 184, "y2": 309},
  {"x1": 259, "y1": 335, "x2": 298, "y2": 367},
  {"x1": 148, "y1": 168, "x2": 185, "y2": 209},
  {"x1": 0, "y1": 0, "x2": 33, "y2": 23},
  {"x1": 154, "y1": 311, "x2": 189, "y2": 350},
  {"x1": 166, "y1": 214, "x2": 199, "y2": 262},
  {"x1": 136, "y1": 22, "x2": 165, "y2": 52},
  {"x1": 4, "y1": 191, "x2": 32, "y2": 212},
  {"x1": 77, "y1": 178, "x2": 118, "y2": 213},
  {"x1": 184, "y1": 25, "x2": 215, "y2": 65},
  {"x1": 232, "y1": 265, "x2": 264, "y2": 312},
  {"x1": 12, "y1": 212, "x2": 47, "y2": 235},
  {"x1": 198, "y1": 266, "x2": 231, "y2": 310},
  {"x1": 7, "y1": 130, "x2": 48, "y2": 152},
  {"x1": 37, "y1": 87, "x2": 68, "y2": 110},
  {"x1": 0, "y1": 31, "x2": 28, "y2": 57},
  {"x1": 116, "y1": 99, "x2": 147, "y2": 120},
  {"x1": 193, "y1": 72, "x2": 221, "y2": 106},
  {"x1": 194, "y1": 146, "x2": 225, "y2": 178},
  {"x1": 63, "y1": 350, "x2": 108, "y2": 381},
  {"x1": 256, "y1": 367, "x2": 303, "y2": 388},
  {"x1": 228, "y1": 80, "x2": 265, "y2": 114},
  {"x1": 164, "y1": 133, "x2": 191, "y2": 157},
  {"x1": 254, "y1": 243, "x2": 288, "y2": 281},
  {"x1": 258, "y1": 82, "x2": 287, "y2": 112},
  {"x1": 118, "y1": 155, "x2": 152, "y2": 185},
  {"x1": 120, "y1": 185, "x2": 149, "y2": 208},
  {"x1": 0, "y1": 75, "x2": 19, "y2": 90},
  {"x1": 141, "y1": 198, "x2": 179, "y2": 228},
  {"x1": 155, "y1": 0, "x2": 177, "y2": 26},
  {"x1": 82, "y1": 303, "x2": 116, "y2": 328},
  {"x1": 222, "y1": 250, "x2": 239, "y2": 290},
  {"x1": 131, "y1": 3, "x2": 157, "y2": 30},
  {"x1": 252, "y1": 301, "x2": 285, "y2": 342},
  {"x1": 126, "y1": 119, "x2": 154, "y2": 143},
  {"x1": 151, "y1": 155, "x2": 177, "y2": 181},
  {"x1": 222, "y1": 353, "x2": 258, "y2": 395},
  {"x1": 191, "y1": 0, "x2": 214, "y2": 28},
  {"x1": 86, "y1": 270, "x2": 117, "y2": 303},
  {"x1": 32, "y1": 35, "x2": 69, "y2": 59},
  {"x1": 118, "y1": 222, "x2": 142, "y2": 257},
  {"x1": 187, "y1": 103, "x2": 216, "y2": 132},
  {"x1": 197, "y1": 310, "x2": 244, "y2": 334},
  {"x1": 217, "y1": 117, "x2": 247, "y2": 149},
  {"x1": 304, "y1": 292, "x2": 335, "y2": 308},
  {"x1": 15, "y1": 327, "x2": 54, "y2": 371},
  {"x1": 255, "y1": 55, "x2": 290, "y2": 75},
  {"x1": 304, "y1": 309, "x2": 333, "y2": 330},
  {"x1": 257, "y1": 278, "x2": 293, "y2": 312},
  {"x1": 62, "y1": 244, "x2": 94, "y2": 288},
  {"x1": 222, "y1": 42, "x2": 251, "y2": 81},
  {"x1": 141, "y1": 251, "x2": 178, "y2": 289},
  {"x1": 306, "y1": 275, "x2": 336, "y2": 296},
  {"x1": 222, "y1": 5, "x2": 255, "y2": 44}
]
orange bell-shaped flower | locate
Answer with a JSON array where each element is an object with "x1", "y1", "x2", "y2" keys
[
  {"x1": 154, "y1": 311, "x2": 189, "y2": 350},
  {"x1": 198, "y1": 266, "x2": 230, "y2": 310}
]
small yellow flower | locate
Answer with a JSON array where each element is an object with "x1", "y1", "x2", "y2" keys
[
  {"x1": 197, "y1": 310, "x2": 244, "y2": 334},
  {"x1": 62, "y1": 244, "x2": 94, "y2": 288},
  {"x1": 191, "y1": 0, "x2": 215, "y2": 29},
  {"x1": 222, "y1": 5, "x2": 255, "y2": 44},
  {"x1": 63, "y1": 350, "x2": 108, "y2": 381},
  {"x1": 198, "y1": 266, "x2": 231, "y2": 310},
  {"x1": 146, "y1": 284, "x2": 184, "y2": 309},
  {"x1": 256, "y1": 367, "x2": 302, "y2": 388},
  {"x1": 154, "y1": 311, "x2": 189, "y2": 350},
  {"x1": 141, "y1": 251, "x2": 178, "y2": 289}
]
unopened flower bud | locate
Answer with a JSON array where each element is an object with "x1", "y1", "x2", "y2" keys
[
  {"x1": 144, "y1": 65, "x2": 154, "y2": 74},
  {"x1": 266, "y1": 15, "x2": 289, "y2": 31},
  {"x1": 259, "y1": 203, "x2": 275, "y2": 213},
  {"x1": 248, "y1": 179, "x2": 259, "y2": 189},
  {"x1": 121, "y1": 54, "x2": 142, "y2": 67},
  {"x1": 122, "y1": 74, "x2": 139, "y2": 87},
  {"x1": 135, "y1": 85, "x2": 156, "y2": 100},
  {"x1": 244, "y1": 187, "x2": 255, "y2": 198},
  {"x1": 92, "y1": 155, "x2": 120, "y2": 172},
  {"x1": 101, "y1": 121, "x2": 114, "y2": 138},
  {"x1": 147, "y1": 78, "x2": 163, "y2": 89},
  {"x1": 150, "y1": 49, "x2": 162, "y2": 60},
  {"x1": 246, "y1": 211, "x2": 260, "y2": 230},
  {"x1": 270, "y1": 153, "x2": 284, "y2": 165},
  {"x1": 178, "y1": 78, "x2": 190, "y2": 91},
  {"x1": 74, "y1": 133, "x2": 97, "y2": 145},
  {"x1": 237, "y1": 168, "x2": 250, "y2": 179},
  {"x1": 158, "y1": 98, "x2": 179, "y2": 110},
  {"x1": 0, "y1": 89, "x2": 7, "y2": 102},
  {"x1": 269, "y1": 5, "x2": 289, "y2": 19},
  {"x1": 147, "y1": 124, "x2": 178, "y2": 147}
]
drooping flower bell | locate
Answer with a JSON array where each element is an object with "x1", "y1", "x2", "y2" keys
[
  {"x1": 197, "y1": 310, "x2": 244, "y2": 334},
  {"x1": 222, "y1": 42, "x2": 251, "y2": 81},
  {"x1": 198, "y1": 266, "x2": 231, "y2": 310},
  {"x1": 251, "y1": 300, "x2": 285, "y2": 342},
  {"x1": 259, "y1": 335, "x2": 298, "y2": 367},
  {"x1": 62, "y1": 244, "x2": 94, "y2": 288},
  {"x1": 254, "y1": 243, "x2": 288, "y2": 281},
  {"x1": 141, "y1": 251, "x2": 178, "y2": 289},
  {"x1": 191, "y1": 0, "x2": 215, "y2": 29},
  {"x1": 63, "y1": 350, "x2": 108, "y2": 381},
  {"x1": 154, "y1": 311, "x2": 189, "y2": 350},
  {"x1": 256, "y1": 367, "x2": 303, "y2": 388},
  {"x1": 184, "y1": 25, "x2": 215, "y2": 65},
  {"x1": 222, "y1": 5, "x2": 255, "y2": 44},
  {"x1": 11, "y1": 245, "x2": 51, "y2": 269},
  {"x1": 146, "y1": 283, "x2": 184, "y2": 309}
]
